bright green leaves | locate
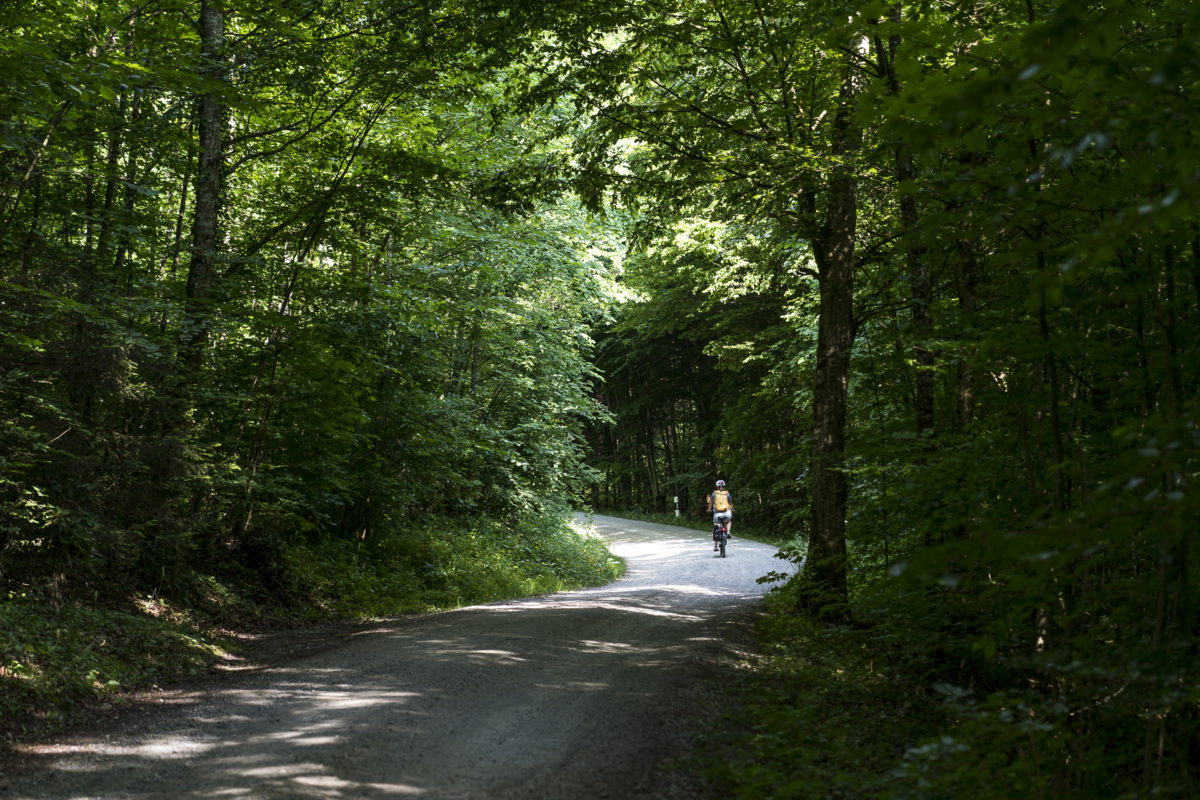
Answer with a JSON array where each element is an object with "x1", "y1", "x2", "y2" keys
[{"x1": 0, "y1": 0, "x2": 629, "y2": 608}]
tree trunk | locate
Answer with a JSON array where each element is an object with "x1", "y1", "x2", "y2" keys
[
  {"x1": 802, "y1": 46, "x2": 864, "y2": 611},
  {"x1": 901, "y1": 145, "x2": 934, "y2": 437},
  {"x1": 1038, "y1": 279, "x2": 1067, "y2": 512},
  {"x1": 183, "y1": 0, "x2": 226, "y2": 379},
  {"x1": 165, "y1": 126, "x2": 193, "y2": 282},
  {"x1": 92, "y1": 91, "x2": 126, "y2": 281},
  {"x1": 955, "y1": 239, "x2": 979, "y2": 432}
]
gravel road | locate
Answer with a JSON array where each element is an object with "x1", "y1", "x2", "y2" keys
[{"x1": 6, "y1": 514, "x2": 794, "y2": 799}]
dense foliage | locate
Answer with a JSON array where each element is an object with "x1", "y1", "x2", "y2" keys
[
  {"x1": 0, "y1": 1, "x2": 613, "y2": 601},
  {"x1": 550, "y1": 0, "x2": 1199, "y2": 796}
]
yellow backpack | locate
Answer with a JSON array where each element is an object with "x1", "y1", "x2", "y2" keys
[{"x1": 712, "y1": 490, "x2": 731, "y2": 512}]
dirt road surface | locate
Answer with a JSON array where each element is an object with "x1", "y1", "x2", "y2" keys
[{"x1": 6, "y1": 514, "x2": 794, "y2": 799}]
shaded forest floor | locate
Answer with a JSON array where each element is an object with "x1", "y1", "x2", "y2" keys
[{"x1": 704, "y1": 604, "x2": 947, "y2": 799}]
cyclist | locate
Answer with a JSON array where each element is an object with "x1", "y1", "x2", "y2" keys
[{"x1": 707, "y1": 480, "x2": 734, "y2": 550}]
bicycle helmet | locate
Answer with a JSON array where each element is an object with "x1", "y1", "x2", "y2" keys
[{"x1": 716, "y1": 480, "x2": 726, "y2": 487}]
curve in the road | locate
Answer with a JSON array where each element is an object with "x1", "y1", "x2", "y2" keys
[{"x1": 8, "y1": 514, "x2": 796, "y2": 800}]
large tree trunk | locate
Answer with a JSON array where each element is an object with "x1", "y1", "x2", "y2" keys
[
  {"x1": 802, "y1": 48, "x2": 864, "y2": 611},
  {"x1": 183, "y1": 0, "x2": 226, "y2": 379},
  {"x1": 805, "y1": 195, "x2": 855, "y2": 606}
]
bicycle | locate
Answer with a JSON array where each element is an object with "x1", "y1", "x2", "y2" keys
[{"x1": 712, "y1": 520, "x2": 729, "y2": 557}]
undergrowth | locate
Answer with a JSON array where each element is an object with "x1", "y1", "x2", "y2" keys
[
  {"x1": 0, "y1": 512, "x2": 622, "y2": 739},
  {"x1": 705, "y1": 583, "x2": 945, "y2": 800},
  {"x1": 712, "y1": 570, "x2": 1200, "y2": 800},
  {"x1": 0, "y1": 594, "x2": 229, "y2": 733},
  {"x1": 284, "y1": 512, "x2": 624, "y2": 617}
]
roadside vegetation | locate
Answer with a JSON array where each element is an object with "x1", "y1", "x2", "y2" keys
[
  {"x1": 711, "y1": 567, "x2": 1191, "y2": 800},
  {"x1": 706, "y1": 596, "x2": 947, "y2": 800}
]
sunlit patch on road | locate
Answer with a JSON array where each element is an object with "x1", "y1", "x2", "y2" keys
[{"x1": 7, "y1": 516, "x2": 796, "y2": 799}]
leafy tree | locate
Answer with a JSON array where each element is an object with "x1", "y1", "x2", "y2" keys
[{"x1": 0, "y1": 1, "x2": 620, "y2": 604}]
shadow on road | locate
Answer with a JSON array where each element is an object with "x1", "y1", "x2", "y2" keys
[{"x1": 7, "y1": 516, "x2": 793, "y2": 799}]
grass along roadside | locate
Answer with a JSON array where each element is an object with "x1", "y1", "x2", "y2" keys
[
  {"x1": 0, "y1": 513, "x2": 623, "y2": 743},
  {"x1": 0, "y1": 593, "x2": 231, "y2": 740}
]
